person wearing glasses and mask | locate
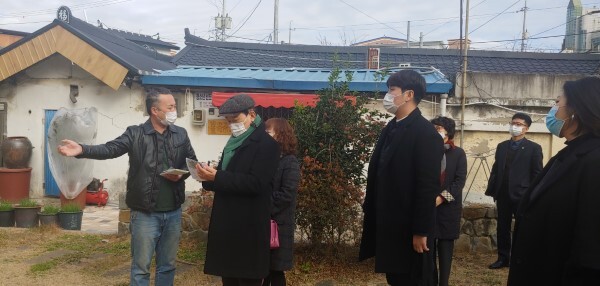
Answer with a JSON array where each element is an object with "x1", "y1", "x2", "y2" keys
[
  {"x1": 485, "y1": 113, "x2": 543, "y2": 270},
  {"x1": 196, "y1": 94, "x2": 280, "y2": 286},
  {"x1": 508, "y1": 77, "x2": 600, "y2": 285},
  {"x1": 58, "y1": 87, "x2": 197, "y2": 286}
]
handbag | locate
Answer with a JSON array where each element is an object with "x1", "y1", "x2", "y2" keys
[{"x1": 270, "y1": 219, "x2": 280, "y2": 249}]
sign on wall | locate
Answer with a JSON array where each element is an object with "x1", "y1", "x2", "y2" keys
[
  {"x1": 194, "y1": 92, "x2": 213, "y2": 109},
  {"x1": 207, "y1": 119, "x2": 232, "y2": 135}
]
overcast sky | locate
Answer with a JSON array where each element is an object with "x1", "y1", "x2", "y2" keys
[{"x1": 2, "y1": 0, "x2": 600, "y2": 52}]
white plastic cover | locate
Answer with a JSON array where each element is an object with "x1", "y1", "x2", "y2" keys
[{"x1": 47, "y1": 107, "x2": 97, "y2": 199}]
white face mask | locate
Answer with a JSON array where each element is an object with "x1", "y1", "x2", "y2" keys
[
  {"x1": 382, "y1": 92, "x2": 407, "y2": 114},
  {"x1": 158, "y1": 109, "x2": 177, "y2": 126},
  {"x1": 439, "y1": 131, "x2": 446, "y2": 139},
  {"x1": 229, "y1": 116, "x2": 249, "y2": 137},
  {"x1": 509, "y1": 125, "x2": 524, "y2": 137}
]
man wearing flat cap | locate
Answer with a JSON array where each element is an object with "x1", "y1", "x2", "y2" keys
[{"x1": 196, "y1": 94, "x2": 281, "y2": 286}]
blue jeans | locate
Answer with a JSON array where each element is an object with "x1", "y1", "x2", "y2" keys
[{"x1": 130, "y1": 208, "x2": 182, "y2": 286}]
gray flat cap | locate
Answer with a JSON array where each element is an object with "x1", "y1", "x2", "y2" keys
[{"x1": 219, "y1": 94, "x2": 255, "y2": 115}]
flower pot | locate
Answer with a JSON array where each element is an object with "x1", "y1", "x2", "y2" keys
[
  {"x1": 58, "y1": 211, "x2": 83, "y2": 230},
  {"x1": 0, "y1": 168, "x2": 32, "y2": 203},
  {"x1": 0, "y1": 210, "x2": 14, "y2": 227},
  {"x1": 60, "y1": 189, "x2": 87, "y2": 210},
  {"x1": 14, "y1": 206, "x2": 41, "y2": 228},
  {"x1": 38, "y1": 213, "x2": 59, "y2": 226},
  {"x1": 1, "y1": 136, "x2": 33, "y2": 169}
]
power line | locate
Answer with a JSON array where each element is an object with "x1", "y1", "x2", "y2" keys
[
  {"x1": 469, "y1": 0, "x2": 522, "y2": 35},
  {"x1": 228, "y1": 0, "x2": 243, "y2": 14},
  {"x1": 0, "y1": 20, "x2": 52, "y2": 26},
  {"x1": 337, "y1": 0, "x2": 415, "y2": 40},
  {"x1": 0, "y1": 0, "x2": 133, "y2": 18},
  {"x1": 228, "y1": 0, "x2": 262, "y2": 38},
  {"x1": 470, "y1": 29, "x2": 600, "y2": 45}
]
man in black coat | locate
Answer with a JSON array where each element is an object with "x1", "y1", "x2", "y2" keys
[
  {"x1": 485, "y1": 113, "x2": 543, "y2": 269},
  {"x1": 359, "y1": 70, "x2": 444, "y2": 286}
]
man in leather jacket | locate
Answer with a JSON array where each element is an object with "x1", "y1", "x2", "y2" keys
[{"x1": 58, "y1": 87, "x2": 197, "y2": 286}]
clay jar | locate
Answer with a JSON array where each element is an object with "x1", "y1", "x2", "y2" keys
[{"x1": 1, "y1": 137, "x2": 33, "y2": 169}]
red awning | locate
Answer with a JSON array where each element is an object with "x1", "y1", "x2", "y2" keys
[
  {"x1": 211, "y1": 92, "x2": 356, "y2": 108},
  {"x1": 212, "y1": 92, "x2": 318, "y2": 108}
]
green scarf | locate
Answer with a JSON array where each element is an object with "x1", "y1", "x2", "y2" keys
[{"x1": 221, "y1": 115, "x2": 262, "y2": 170}]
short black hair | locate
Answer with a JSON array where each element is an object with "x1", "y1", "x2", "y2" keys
[
  {"x1": 145, "y1": 87, "x2": 172, "y2": 114},
  {"x1": 431, "y1": 116, "x2": 457, "y2": 139},
  {"x1": 563, "y1": 76, "x2": 600, "y2": 137},
  {"x1": 512, "y1": 113, "x2": 532, "y2": 127},
  {"x1": 386, "y1": 70, "x2": 426, "y2": 104}
]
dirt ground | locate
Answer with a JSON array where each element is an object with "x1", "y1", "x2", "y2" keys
[{"x1": 0, "y1": 227, "x2": 507, "y2": 286}]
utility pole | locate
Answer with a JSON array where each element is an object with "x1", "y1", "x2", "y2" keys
[
  {"x1": 221, "y1": 1, "x2": 226, "y2": 41},
  {"x1": 460, "y1": 0, "x2": 470, "y2": 148},
  {"x1": 214, "y1": 0, "x2": 232, "y2": 41},
  {"x1": 419, "y1": 32, "x2": 424, "y2": 48},
  {"x1": 460, "y1": 0, "x2": 463, "y2": 52},
  {"x1": 289, "y1": 20, "x2": 293, "y2": 44},
  {"x1": 520, "y1": 0, "x2": 528, "y2": 52},
  {"x1": 274, "y1": 0, "x2": 279, "y2": 44},
  {"x1": 407, "y1": 21, "x2": 411, "y2": 48}
]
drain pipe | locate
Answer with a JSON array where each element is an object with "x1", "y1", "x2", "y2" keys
[{"x1": 440, "y1": 94, "x2": 448, "y2": 116}]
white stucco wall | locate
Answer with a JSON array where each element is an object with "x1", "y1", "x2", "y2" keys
[{"x1": 0, "y1": 54, "x2": 229, "y2": 200}]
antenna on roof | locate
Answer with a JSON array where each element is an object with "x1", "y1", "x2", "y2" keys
[{"x1": 84, "y1": 9, "x2": 89, "y2": 23}]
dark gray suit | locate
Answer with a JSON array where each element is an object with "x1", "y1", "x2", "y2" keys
[{"x1": 485, "y1": 138, "x2": 543, "y2": 261}]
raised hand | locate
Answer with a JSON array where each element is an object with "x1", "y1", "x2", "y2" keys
[{"x1": 57, "y1": 139, "x2": 83, "y2": 157}]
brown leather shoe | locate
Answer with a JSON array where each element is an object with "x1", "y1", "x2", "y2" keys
[{"x1": 488, "y1": 259, "x2": 510, "y2": 269}]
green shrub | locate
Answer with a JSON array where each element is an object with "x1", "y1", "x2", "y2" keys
[
  {"x1": 290, "y1": 66, "x2": 388, "y2": 247},
  {"x1": 60, "y1": 203, "x2": 82, "y2": 213},
  {"x1": 0, "y1": 201, "x2": 13, "y2": 211},
  {"x1": 18, "y1": 198, "x2": 39, "y2": 208},
  {"x1": 40, "y1": 205, "x2": 60, "y2": 215}
]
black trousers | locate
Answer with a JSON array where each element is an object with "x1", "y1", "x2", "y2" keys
[
  {"x1": 222, "y1": 277, "x2": 263, "y2": 286},
  {"x1": 433, "y1": 239, "x2": 455, "y2": 286},
  {"x1": 261, "y1": 270, "x2": 286, "y2": 286},
  {"x1": 496, "y1": 189, "x2": 518, "y2": 261}
]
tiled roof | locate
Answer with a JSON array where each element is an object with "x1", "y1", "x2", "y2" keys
[
  {"x1": 104, "y1": 28, "x2": 179, "y2": 50},
  {"x1": 0, "y1": 28, "x2": 30, "y2": 37},
  {"x1": 1, "y1": 17, "x2": 175, "y2": 75},
  {"x1": 174, "y1": 29, "x2": 600, "y2": 78},
  {"x1": 64, "y1": 17, "x2": 175, "y2": 74}
]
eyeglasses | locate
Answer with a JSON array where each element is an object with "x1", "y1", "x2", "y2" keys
[{"x1": 510, "y1": 122, "x2": 528, "y2": 127}]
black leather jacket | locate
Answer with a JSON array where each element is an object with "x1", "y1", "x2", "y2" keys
[{"x1": 77, "y1": 120, "x2": 197, "y2": 212}]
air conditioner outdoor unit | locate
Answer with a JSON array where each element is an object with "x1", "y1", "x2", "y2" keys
[{"x1": 398, "y1": 63, "x2": 412, "y2": 68}]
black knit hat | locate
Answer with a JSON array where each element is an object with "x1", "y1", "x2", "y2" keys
[{"x1": 219, "y1": 94, "x2": 255, "y2": 115}]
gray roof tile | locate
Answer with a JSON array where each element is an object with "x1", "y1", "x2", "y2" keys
[{"x1": 174, "y1": 29, "x2": 600, "y2": 78}]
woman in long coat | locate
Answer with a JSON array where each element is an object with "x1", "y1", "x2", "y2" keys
[
  {"x1": 431, "y1": 116, "x2": 467, "y2": 286},
  {"x1": 197, "y1": 94, "x2": 280, "y2": 286},
  {"x1": 262, "y1": 118, "x2": 300, "y2": 286},
  {"x1": 507, "y1": 77, "x2": 600, "y2": 286}
]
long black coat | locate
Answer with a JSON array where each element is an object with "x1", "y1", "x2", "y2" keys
[
  {"x1": 434, "y1": 146, "x2": 467, "y2": 240},
  {"x1": 202, "y1": 123, "x2": 280, "y2": 279},
  {"x1": 485, "y1": 138, "x2": 543, "y2": 203},
  {"x1": 359, "y1": 108, "x2": 444, "y2": 274},
  {"x1": 270, "y1": 155, "x2": 300, "y2": 271},
  {"x1": 507, "y1": 135, "x2": 600, "y2": 286}
]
